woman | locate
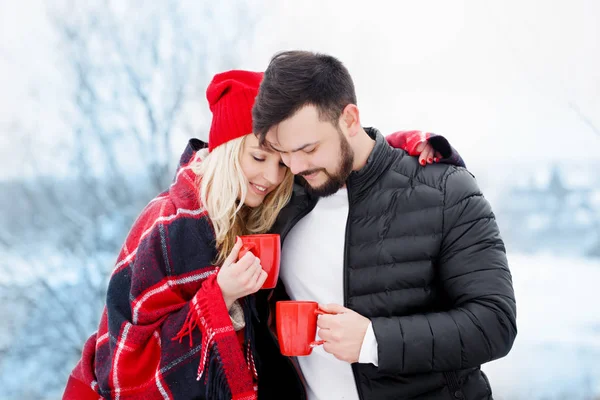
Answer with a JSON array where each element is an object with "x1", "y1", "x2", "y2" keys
[{"x1": 63, "y1": 70, "x2": 461, "y2": 400}]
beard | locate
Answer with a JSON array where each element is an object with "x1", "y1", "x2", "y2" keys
[{"x1": 298, "y1": 130, "x2": 354, "y2": 197}]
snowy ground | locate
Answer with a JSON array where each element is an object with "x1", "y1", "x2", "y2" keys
[
  {"x1": 0, "y1": 251, "x2": 598, "y2": 399},
  {"x1": 482, "y1": 253, "x2": 600, "y2": 399}
]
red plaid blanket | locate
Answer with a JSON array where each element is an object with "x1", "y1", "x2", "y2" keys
[
  {"x1": 64, "y1": 139, "x2": 257, "y2": 400},
  {"x1": 64, "y1": 131, "x2": 463, "y2": 400}
]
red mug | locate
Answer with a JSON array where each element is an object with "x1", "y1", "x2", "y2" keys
[
  {"x1": 237, "y1": 234, "x2": 281, "y2": 290},
  {"x1": 276, "y1": 301, "x2": 330, "y2": 356}
]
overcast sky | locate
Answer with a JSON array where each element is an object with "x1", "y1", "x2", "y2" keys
[
  {"x1": 247, "y1": 0, "x2": 600, "y2": 166},
  {"x1": 1, "y1": 0, "x2": 599, "y2": 180}
]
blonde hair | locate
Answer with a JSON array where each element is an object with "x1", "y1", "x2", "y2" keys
[{"x1": 191, "y1": 135, "x2": 294, "y2": 265}]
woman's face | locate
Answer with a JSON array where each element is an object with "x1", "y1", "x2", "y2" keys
[{"x1": 239, "y1": 134, "x2": 288, "y2": 207}]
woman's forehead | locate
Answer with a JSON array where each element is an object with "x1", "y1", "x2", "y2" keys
[{"x1": 246, "y1": 134, "x2": 277, "y2": 153}]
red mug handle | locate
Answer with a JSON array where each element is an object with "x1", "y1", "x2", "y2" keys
[
  {"x1": 238, "y1": 243, "x2": 257, "y2": 260},
  {"x1": 309, "y1": 308, "x2": 333, "y2": 347}
]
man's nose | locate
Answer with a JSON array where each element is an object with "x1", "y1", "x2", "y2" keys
[{"x1": 288, "y1": 153, "x2": 308, "y2": 175}]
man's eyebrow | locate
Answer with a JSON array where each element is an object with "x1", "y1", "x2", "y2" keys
[{"x1": 267, "y1": 142, "x2": 317, "y2": 153}]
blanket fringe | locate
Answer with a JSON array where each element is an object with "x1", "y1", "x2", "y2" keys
[{"x1": 172, "y1": 301, "x2": 200, "y2": 347}]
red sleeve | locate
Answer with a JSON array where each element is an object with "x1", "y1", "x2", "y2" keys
[{"x1": 386, "y1": 130, "x2": 430, "y2": 156}]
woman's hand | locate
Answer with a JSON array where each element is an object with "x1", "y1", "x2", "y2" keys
[
  {"x1": 217, "y1": 237, "x2": 268, "y2": 310},
  {"x1": 414, "y1": 141, "x2": 442, "y2": 166},
  {"x1": 385, "y1": 130, "x2": 443, "y2": 166}
]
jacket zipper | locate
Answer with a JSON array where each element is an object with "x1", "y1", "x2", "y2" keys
[{"x1": 344, "y1": 181, "x2": 366, "y2": 400}]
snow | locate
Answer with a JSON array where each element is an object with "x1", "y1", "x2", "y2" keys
[{"x1": 482, "y1": 253, "x2": 600, "y2": 399}]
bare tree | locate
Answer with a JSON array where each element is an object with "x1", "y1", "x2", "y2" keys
[
  {"x1": 0, "y1": 0, "x2": 260, "y2": 397},
  {"x1": 568, "y1": 101, "x2": 600, "y2": 137}
]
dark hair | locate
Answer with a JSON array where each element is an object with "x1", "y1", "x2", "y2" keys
[{"x1": 252, "y1": 50, "x2": 357, "y2": 144}]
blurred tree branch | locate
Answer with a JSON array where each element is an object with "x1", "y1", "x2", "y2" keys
[
  {"x1": 2, "y1": 1, "x2": 261, "y2": 397},
  {"x1": 568, "y1": 101, "x2": 600, "y2": 137}
]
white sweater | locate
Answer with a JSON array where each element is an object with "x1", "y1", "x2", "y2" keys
[{"x1": 280, "y1": 188, "x2": 379, "y2": 400}]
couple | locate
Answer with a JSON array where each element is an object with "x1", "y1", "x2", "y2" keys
[{"x1": 64, "y1": 51, "x2": 516, "y2": 400}]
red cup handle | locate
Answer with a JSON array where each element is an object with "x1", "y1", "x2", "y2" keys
[
  {"x1": 309, "y1": 308, "x2": 333, "y2": 348},
  {"x1": 238, "y1": 243, "x2": 257, "y2": 260}
]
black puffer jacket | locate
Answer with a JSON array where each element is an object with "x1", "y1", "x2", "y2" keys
[{"x1": 265, "y1": 128, "x2": 517, "y2": 400}]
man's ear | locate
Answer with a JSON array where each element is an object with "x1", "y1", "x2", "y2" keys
[{"x1": 340, "y1": 104, "x2": 361, "y2": 137}]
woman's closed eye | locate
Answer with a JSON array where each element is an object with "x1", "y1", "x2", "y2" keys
[{"x1": 252, "y1": 154, "x2": 286, "y2": 167}]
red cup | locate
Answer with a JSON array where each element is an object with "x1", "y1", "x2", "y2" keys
[
  {"x1": 237, "y1": 233, "x2": 280, "y2": 290},
  {"x1": 276, "y1": 301, "x2": 330, "y2": 356}
]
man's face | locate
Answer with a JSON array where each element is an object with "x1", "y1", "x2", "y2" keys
[{"x1": 265, "y1": 105, "x2": 354, "y2": 197}]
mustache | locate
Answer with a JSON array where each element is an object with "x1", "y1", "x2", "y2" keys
[{"x1": 298, "y1": 168, "x2": 325, "y2": 177}]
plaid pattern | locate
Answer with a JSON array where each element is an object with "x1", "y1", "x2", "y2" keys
[
  {"x1": 64, "y1": 139, "x2": 257, "y2": 400},
  {"x1": 63, "y1": 132, "x2": 463, "y2": 400}
]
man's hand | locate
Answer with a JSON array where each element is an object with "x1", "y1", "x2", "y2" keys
[{"x1": 316, "y1": 303, "x2": 370, "y2": 363}]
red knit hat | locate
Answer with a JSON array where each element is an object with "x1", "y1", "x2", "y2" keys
[{"x1": 206, "y1": 70, "x2": 264, "y2": 152}]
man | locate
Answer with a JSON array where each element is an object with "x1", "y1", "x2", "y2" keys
[{"x1": 252, "y1": 50, "x2": 517, "y2": 400}]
